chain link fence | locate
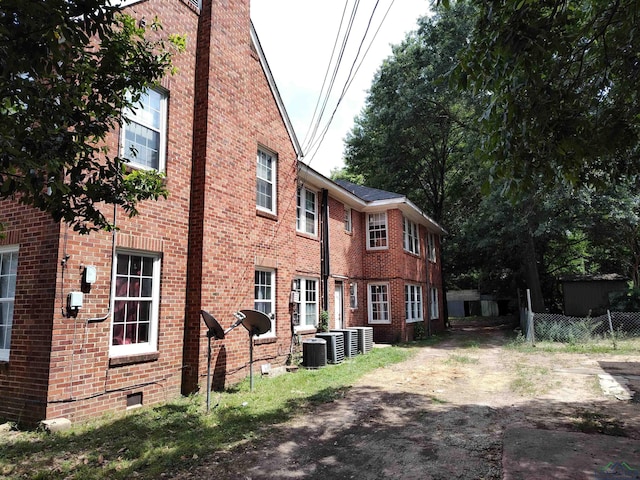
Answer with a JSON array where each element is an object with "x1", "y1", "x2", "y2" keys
[{"x1": 520, "y1": 309, "x2": 640, "y2": 346}]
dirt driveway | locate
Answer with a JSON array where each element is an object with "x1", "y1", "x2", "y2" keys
[{"x1": 174, "y1": 325, "x2": 640, "y2": 479}]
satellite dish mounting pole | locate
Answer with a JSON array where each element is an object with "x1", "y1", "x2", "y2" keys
[
  {"x1": 249, "y1": 331, "x2": 254, "y2": 391},
  {"x1": 206, "y1": 332, "x2": 212, "y2": 412}
]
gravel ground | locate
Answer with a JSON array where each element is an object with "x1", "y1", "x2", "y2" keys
[{"x1": 172, "y1": 324, "x2": 640, "y2": 480}]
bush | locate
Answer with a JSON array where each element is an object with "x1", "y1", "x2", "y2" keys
[
  {"x1": 413, "y1": 321, "x2": 426, "y2": 340},
  {"x1": 609, "y1": 288, "x2": 640, "y2": 312},
  {"x1": 534, "y1": 319, "x2": 602, "y2": 343},
  {"x1": 317, "y1": 310, "x2": 329, "y2": 332}
]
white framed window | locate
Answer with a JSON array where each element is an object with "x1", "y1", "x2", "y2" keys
[
  {"x1": 367, "y1": 283, "x2": 390, "y2": 324},
  {"x1": 403, "y1": 217, "x2": 420, "y2": 255},
  {"x1": 430, "y1": 287, "x2": 439, "y2": 320},
  {"x1": 257, "y1": 149, "x2": 277, "y2": 214},
  {"x1": 121, "y1": 88, "x2": 168, "y2": 171},
  {"x1": 0, "y1": 246, "x2": 18, "y2": 362},
  {"x1": 110, "y1": 251, "x2": 161, "y2": 357},
  {"x1": 254, "y1": 269, "x2": 276, "y2": 338},
  {"x1": 296, "y1": 187, "x2": 317, "y2": 235},
  {"x1": 344, "y1": 207, "x2": 352, "y2": 233},
  {"x1": 405, "y1": 284, "x2": 423, "y2": 323},
  {"x1": 293, "y1": 277, "x2": 318, "y2": 329},
  {"x1": 367, "y1": 212, "x2": 388, "y2": 249},
  {"x1": 427, "y1": 233, "x2": 437, "y2": 262},
  {"x1": 349, "y1": 282, "x2": 358, "y2": 309}
]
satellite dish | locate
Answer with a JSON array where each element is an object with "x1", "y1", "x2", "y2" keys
[
  {"x1": 201, "y1": 310, "x2": 225, "y2": 339},
  {"x1": 239, "y1": 309, "x2": 271, "y2": 336}
]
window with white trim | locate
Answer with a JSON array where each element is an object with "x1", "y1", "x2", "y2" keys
[
  {"x1": 111, "y1": 252, "x2": 161, "y2": 356},
  {"x1": 293, "y1": 277, "x2": 318, "y2": 329},
  {"x1": 254, "y1": 269, "x2": 276, "y2": 338},
  {"x1": 405, "y1": 284, "x2": 423, "y2": 323},
  {"x1": 257, "y1": 149, "x2": 277, "y2": 214},
  {"x1": 0, "y1": 246, "x2": 18, "y2": 362},
  {"x1": 296, "y1": 187, "x2": 317, "y2": 235},
  {"x1": 344, "y1": 207, "x2": 352, "y2": 232},
  {"x1": 427, "y1": 233, "x2": 437, "y2": 262},
  {"x1": 403, "y1": 217, "x2": 420, "y2": 255},
  {"x1": 367, "y1": 212, "x2": 388, "y2": 249},
  {"x1": 430, "y1": 287, "x2": 439, "y2": 320},
  {"x1": 349, "y1": 282, "x2": 358, "y2": 309},
  {"x1": 121, "y1": 88, "x2": 167, "y2": 171},
  {"x1": 367, "y1": 283, "x2": 390, "y2": 324}
]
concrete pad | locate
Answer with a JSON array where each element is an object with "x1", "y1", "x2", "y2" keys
[
  {"x1": 599, "y1": 373, "x2": 634, "y2": 401},
  {"x1": 503, "y1": 427, "x2": 640, "y2": 480}
]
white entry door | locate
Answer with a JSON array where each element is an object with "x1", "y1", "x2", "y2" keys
[{"x1": 334, "y1": 281, "x2": 344, "y2": 329}]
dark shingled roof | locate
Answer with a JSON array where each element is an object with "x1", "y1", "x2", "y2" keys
[{"x1": 334, "y1": 179, "x2": 404, "y2": 202}]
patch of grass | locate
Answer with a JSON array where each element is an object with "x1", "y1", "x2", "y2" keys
[
  {"x1": 427, "y1": 395, "x2": 448, "y2": 405},
  {"x1": 0, "y1": 342, "x2": 435, "y2": 480},
  {"x1": 510, "y1": 364, "x2": 551, "y2": 396},
  {"x1": 460, "y1": 340, "x2": 480, "y2": 349},
  {"x1": 505, "y1": 336, "x2": 640, "y2": 354},
  {"x1": 573, "y1": 409, "x2": 627, "y2": 436},
  {"x1": 445, "y1": 354, "x2": 479, "y2": 365}
]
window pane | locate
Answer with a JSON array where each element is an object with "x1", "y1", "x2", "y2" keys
[
  {"x1": 141, "y1": 278, "x2": 152, "y2": 297},
  {"x1": 139, "y1": 301, "x2": 150, "y2": 322},
  {"x1": 114, "y1": 300, "x2": 125, "y2": 322},
  {"x1": 130, "y1": 256, "x2": 142, "y2": 275},
  {"x1": 257, "y1": 151, "x2": 275, "y2": 212},
  {"x1": 138, "y1": 322, "x2": 149, "y2": 343},
  {"x1": 129, "y1": 278, "x2": 140, "y2": 297},
  {"x1": 368, "y1": 213, "x2": 387, "y2": 248},
  {"x1": 112, "y1": 324, "x2": 124, "y2": 345},
  {"x1": 115, "y1": 277, "x2": 128, "y2": 297},
  {"x1": 127, "y1": 301, "x2": 138, "y2": 323},
  {"x1": 117, "y1": 255, "x2": 129, "y2": 275}
]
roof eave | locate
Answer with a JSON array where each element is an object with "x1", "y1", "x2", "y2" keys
[{"x1": 250, "y1": 21, "x2": 303, "y2": 158}]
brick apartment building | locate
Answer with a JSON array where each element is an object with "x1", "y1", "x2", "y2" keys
[{"x1": 0, "y1": 0, "x2": 444, "y2": 425}]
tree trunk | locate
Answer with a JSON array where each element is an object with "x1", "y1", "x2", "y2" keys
[{"x1": 523, "y1": 231, "x2": 545, "y2": 312}]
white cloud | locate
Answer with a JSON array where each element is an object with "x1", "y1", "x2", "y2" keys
[{"x1": 251, "y1": 0, "x2": 430, "y2": 176}]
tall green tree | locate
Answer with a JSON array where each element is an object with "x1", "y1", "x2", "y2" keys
[
  {"x1": 586, "y1": 177, "x2": 640, "y2": 286},
  {"x1": 457, "y1": 0, "x2": 640, "y2": 193},
  {"x1": 343, "y1": 2, "x2": 479, "y2": 223},
  {"x1": 0, "y1": 0, "x2": 184, "y2": 233}
]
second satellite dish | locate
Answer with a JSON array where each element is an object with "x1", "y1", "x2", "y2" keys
[{"x1": 239, "y1": 309, "x2": 271, "y2": 336}]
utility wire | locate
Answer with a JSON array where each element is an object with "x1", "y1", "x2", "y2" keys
[
  {"x1": 304, "y1": 0, "x2": 395, "y2": 168},
  {"x1": 300, "y1": 0, "x2": 351, "y2": 149},
  {"x1": 302, "y1": 0, "x2": 362, "y2": 153}
]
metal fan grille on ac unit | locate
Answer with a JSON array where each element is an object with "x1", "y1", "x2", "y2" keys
[
  {"x1": 316, "y1": 332, "x2": 345, "y2": 364},
  {"x1": 351, "y1": 327, "x2": 374, "y2": 354},
  {"x1": 330, "y1": 329, "x2": 358, "y2": 358}
]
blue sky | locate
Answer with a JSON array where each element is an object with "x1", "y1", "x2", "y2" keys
[{"x1": 251, "y1": 0, "x2": 430, "y2": 177}]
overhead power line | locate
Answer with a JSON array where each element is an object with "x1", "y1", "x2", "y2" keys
[{"x1": 303, "y1": 0, "x2": 397, "y2": 169}]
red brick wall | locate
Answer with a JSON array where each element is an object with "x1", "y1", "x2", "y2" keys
[
  {"x1": 43, "y1": 0, "x2": 199, "y2": 423},
  {"x1": 0, "y1": 0, "x2": 199, "y2": 424},
  {"x1": 183, "y1": 0, "x2": 300, "y2": 394},
  {"x1": 325, "y1": 197, "x2": 364, "y2": 329},
  {"x1": 0, "y1": 203, "x2": 60, "y2": 424}
]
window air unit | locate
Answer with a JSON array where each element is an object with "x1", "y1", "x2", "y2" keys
[
  {"x1": 330, "y1": 329, "x2": 358, "y2": 358},
  {"x1": 302, "y1": 338, "x2": 327, "y2": 369},
  {"x1": 351, "y1": 326, "x2": 374, "y2": 354},
  {"x1": 315, "y1": 332, "x2": 345, "y2": 364}
]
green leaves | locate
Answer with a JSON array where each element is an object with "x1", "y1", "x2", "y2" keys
[
  {"x1": 0, "y1": 0, "x2": 183, "y2": 233},
  {"x1": 459, "y1": 0, "x2": 640, "y2": 193},
  {"x1": 343, "y1": 2, "x2": 479, "y2": 223}
]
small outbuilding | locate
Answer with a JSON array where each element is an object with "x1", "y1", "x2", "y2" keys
[{"x1": 561, "y1": 274, "x2": 628, "y2": 316}]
